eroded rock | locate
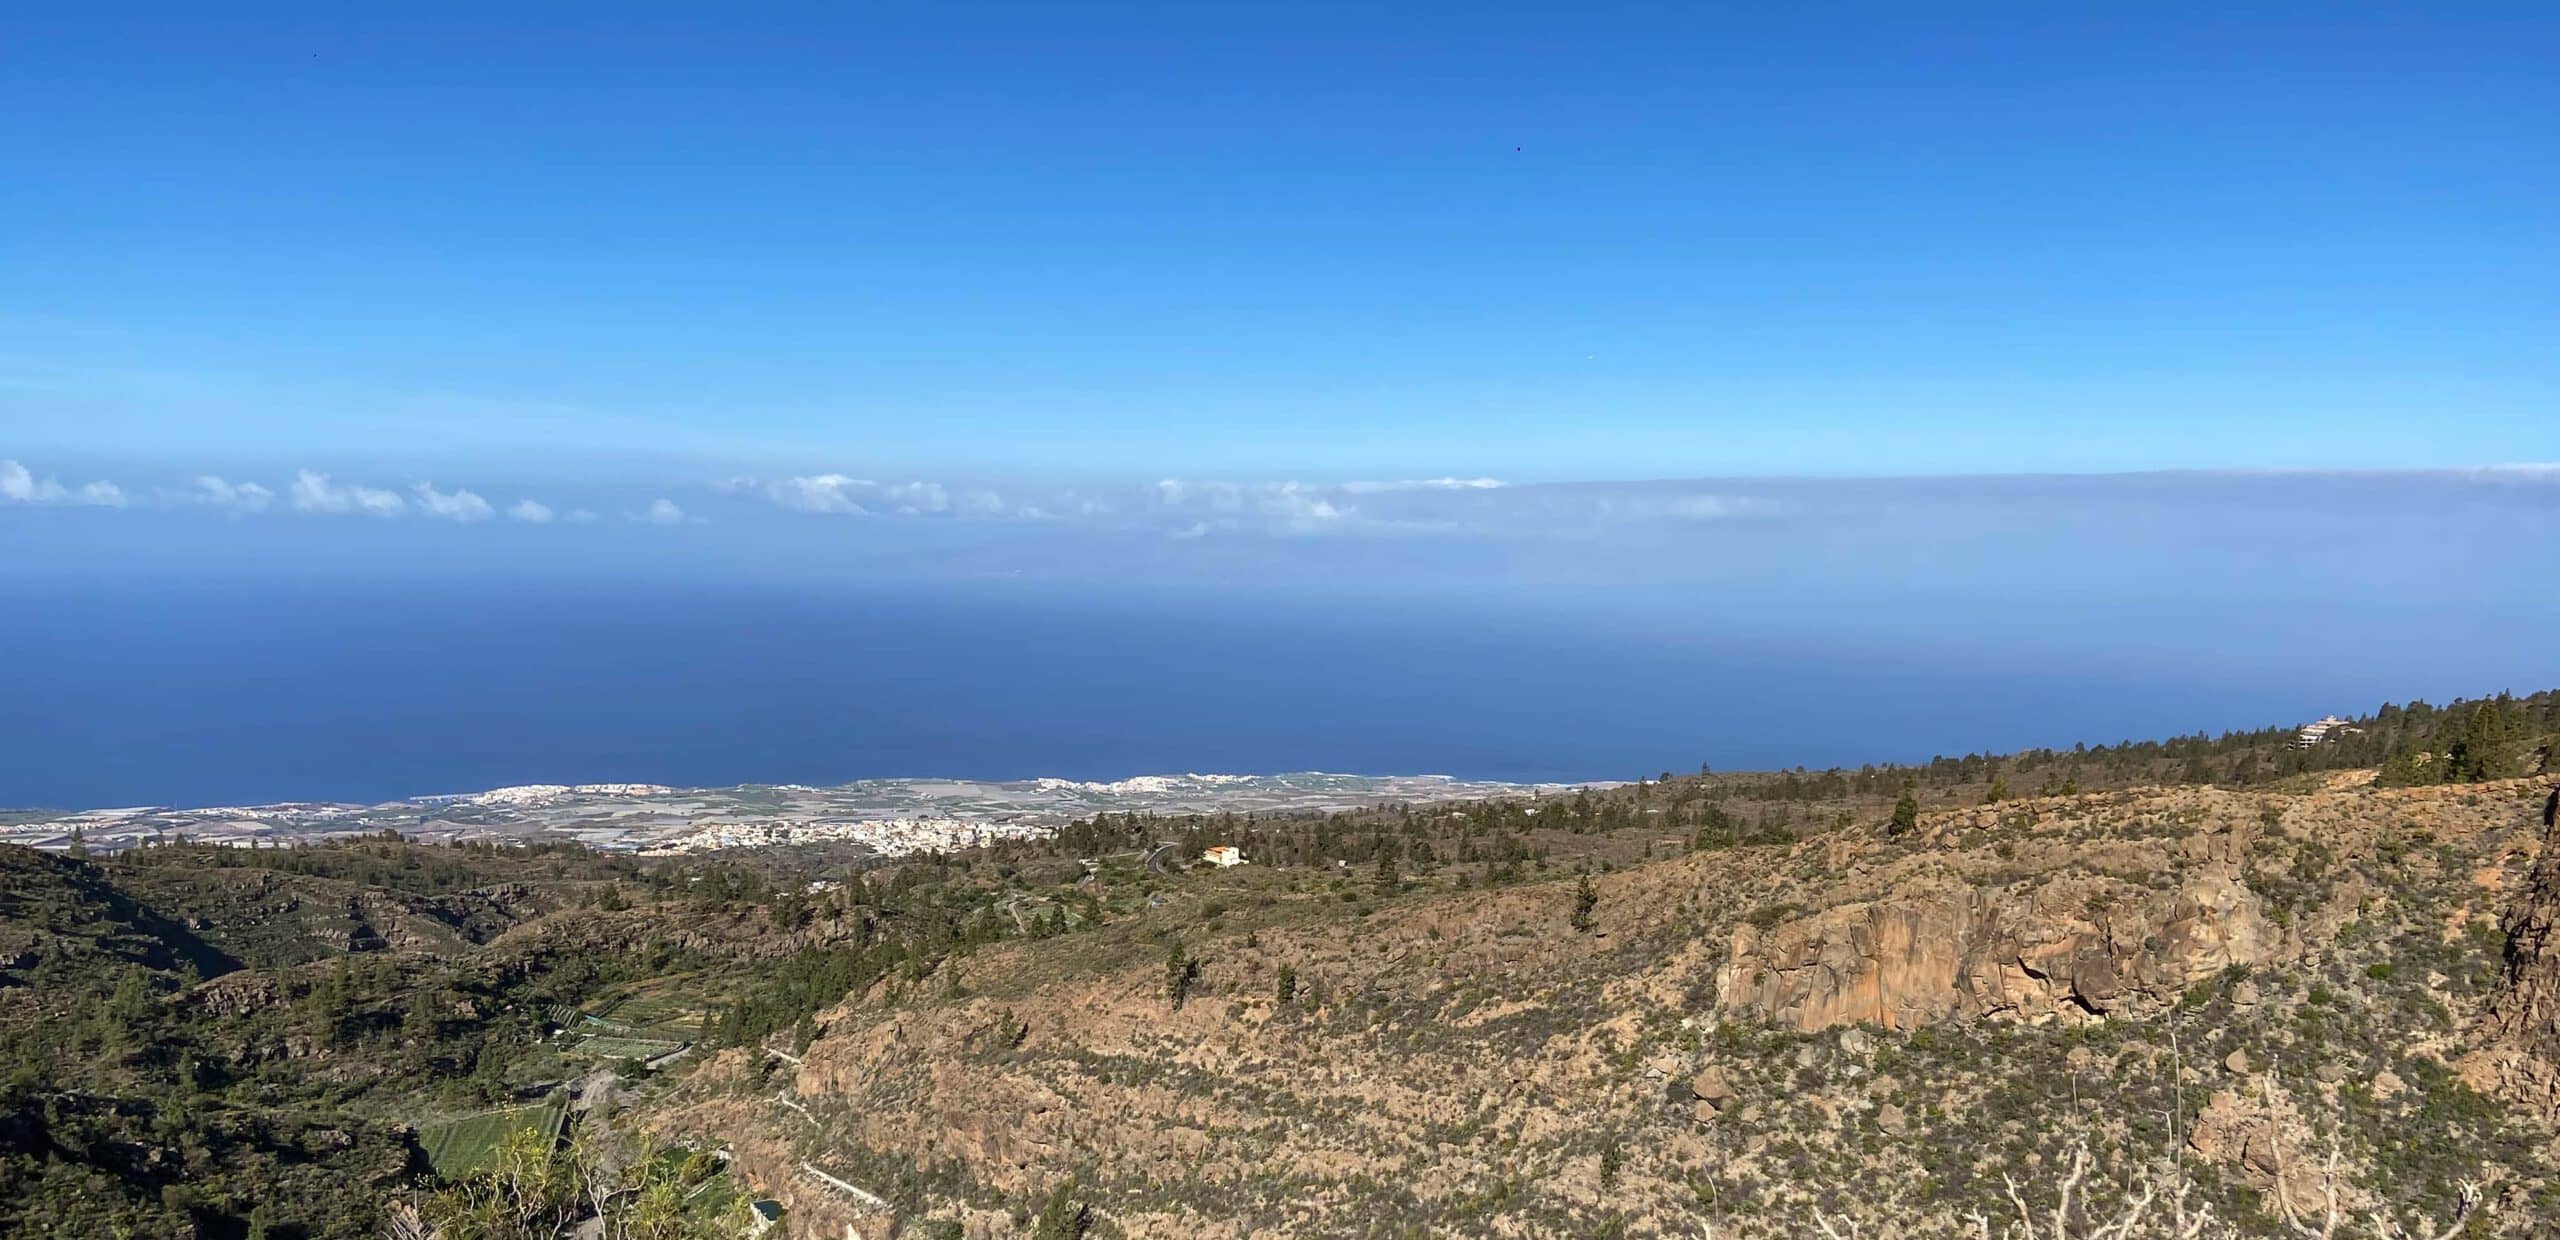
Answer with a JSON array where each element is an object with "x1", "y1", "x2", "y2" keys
[
  {"x1": 2477, "y1": 783, "x2": 2560, "y2": 1119},
  {"x1": 1718, "y1": 870, "x2": 2283, "y2": 1031}
]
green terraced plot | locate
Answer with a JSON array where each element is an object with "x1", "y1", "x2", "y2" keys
[
  {"x1": 418, "y1": 1098, "x2": 568, "y2": 1180},
  {"x1": 593, "y1": 987, "x2": 716, "y2": 1039},
  {"x1": 572, "y1": 1034, "x2": 685, "y2": 1060}
]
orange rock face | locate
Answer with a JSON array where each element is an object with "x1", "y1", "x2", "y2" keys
[
  {"x1": 1718, "y1": 870, "x2": 2284, "y2": 1031},
  {"x1": 2480, "y1": 784, "x2": 2560, "y2": 1119}
]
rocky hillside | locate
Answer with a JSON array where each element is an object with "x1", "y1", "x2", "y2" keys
[
  {"x1": 2479, "y1": 788, "x2": 2560, "y2": 1122},
  {"x1": 658, "y1": 775, "x2": 2560, "y2": 1237}
]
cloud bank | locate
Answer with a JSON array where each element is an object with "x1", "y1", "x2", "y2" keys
[
  {"x1": 4, "y1": 459, "x2": 589, "y2": 530},
  {"x1": 1, "y1": 459, "x2": 125, "y2": 508},
  {"x1": 743, "y1": 471, "x2": 1773, "y2": 538},
  {"x1": 760, "y1": 474, "x2": 1024, "y2": 519},
  {"x1": 13, "y1": 456, "x2": 2560, "y2": 557}
]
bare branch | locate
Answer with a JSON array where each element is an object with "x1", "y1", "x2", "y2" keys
[
  {"x1": 2052, "y1": 1143, "x2": 2091, "y2": 1237},
  {"x1": 2003, "y1": 1170, "x2": 2037, "y2": 1237}
]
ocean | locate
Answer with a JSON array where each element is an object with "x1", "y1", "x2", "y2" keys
[{"x1": 5, "y1": 572, "x2": 2542, "y2": 811}]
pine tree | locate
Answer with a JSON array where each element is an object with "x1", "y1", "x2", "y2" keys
[
  {"x1": 2447, "y1": 701, "x2": 2513, "y2": 783},
  {"x1": 1569, "y1": 874, "x2": 1598, "y2": 934},
  {"x1": 1275, "y1": 964, "x2": 1298, "y2": 1006},
  {"x1": 1164, "y1": 939, "x2": 1196, "y2": 1010},
  {"x1": 1889, "y1": 783, "x2": 1919, "y2": 837}
]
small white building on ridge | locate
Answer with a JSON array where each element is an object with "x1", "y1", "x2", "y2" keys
[{"x1": 2291, "y1": 715, "x2": 2361, "y2": 749}]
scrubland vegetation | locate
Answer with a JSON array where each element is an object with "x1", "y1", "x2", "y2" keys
[{"x1": 1, "y1": 690, "x2": 2555, "y2": 1236}]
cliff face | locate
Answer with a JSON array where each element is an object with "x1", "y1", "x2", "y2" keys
[
  {"x1": 1718, "y1": 869, "x2": 2284, "y2": 1031},
  {"x1": 2478, "y1": 786, "x2": 2560, "y2": 1117}
]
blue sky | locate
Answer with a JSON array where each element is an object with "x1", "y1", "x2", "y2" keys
[
  {"x1": 6, "y1": 7, "x2": 2560, "y2": 803},
  {"x1": 4, "y1": 3, "x2": 2553, "y2": 487}
]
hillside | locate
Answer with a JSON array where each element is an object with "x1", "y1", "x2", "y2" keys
[
  {"x1": 658, "y1": 774, "x2": 2560, "y2": 1238},
  {"x1": 0, "y1": 690, "x2": 2554, "y2": 1237}
]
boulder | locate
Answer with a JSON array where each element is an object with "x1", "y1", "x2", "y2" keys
[
  {"x1": 2186, "y1": 1087, "x2": 2328, "y2": 1218},
  {"x1": 1689, "y1": 1065, "x2": 1735, "y2": 1115}
]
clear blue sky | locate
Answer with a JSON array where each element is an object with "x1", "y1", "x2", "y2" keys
[
  {"x1": 4, "y1": 2, "x2": 2553, "y2": 484},
  {"x1": 6, "y1": 7, "x2": 2560, "y2": 802}
]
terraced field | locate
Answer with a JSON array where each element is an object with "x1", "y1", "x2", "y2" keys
[
  {"x1": 574, "y1": 1033, "x2": 687, "y2": 1060},
  {"x1": 417, "y1": 1097, "x2": 570, "y2": 1179},
  {"x1": 594, "y1": 982, "x2": 718, "y2": 1040}
]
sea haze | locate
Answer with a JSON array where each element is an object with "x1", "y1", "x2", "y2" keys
[
  {"x1": 0, "y1": 566, "x2": 2547, "y2": 811},
  {"x1": 7, "y1": 470, "x2": 2557, "y2": 809}
]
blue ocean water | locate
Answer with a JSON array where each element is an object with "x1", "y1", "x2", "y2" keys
[{"x1": 4, "y1": 574, "x2": 2540, "y2": 810}]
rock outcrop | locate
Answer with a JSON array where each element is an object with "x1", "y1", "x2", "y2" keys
[
  {"x1": 2477, "y1": 784, "x2": 2560, "y2": 1119},
  {"x1": 1718, "y1": 869, "x2": 2283, "y2": 1031}
]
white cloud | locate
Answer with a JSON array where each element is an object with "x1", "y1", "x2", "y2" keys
[
  {"x1": 2460, "y1": 463, "x2": 2560, "y2": 487},
  {"x1": 1257, "y1": 482, "x2": 1347, "y2": 532},
  {"x1": 883, "y1": 480, "x2": 948, "y2": 515},
  {"x1": 769, "y1": 474, "x2": 874, "y2": 515},
  {"x1": 764, "y1": 474, "x2": 1031, "y2": 521},
  {"x1": 507, "y1": 499, "x2": 555, "y2": 524},
  {"x1": 290, "y1": 470, "x2": 405, "y2": 516},
  {"x1": 639, "y1": 498, "x2": 690, "y2": 525},
  {"x1": 1155, "y1": 479, "x2": 1246, "y2": 512},
  {"x1": 4, "y1": 459, "x2": 51, "y2": 503},
  {"x1": 745, "y1": 471, "x2": 1777, "y2": 539},
  {"x1": 192, "y1": 475, "x2": 274, "y2": 512},
  {"x1": 1337, "y1": 477, "x2": 1507, "y2": 494},
  {"x1": 1, "y1": 459, "x2": 125, "y2": 507},
  {"x1": 412, "y1": 482, "x2": 495, "y2": 523},
  {"x1": 1151, "y1": 479, "x2": 1358, "y2": 533}
]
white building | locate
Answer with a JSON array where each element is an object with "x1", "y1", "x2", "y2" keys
[{"x1": 1202, "y1": 845, "x2": 1246, "y2": 867}]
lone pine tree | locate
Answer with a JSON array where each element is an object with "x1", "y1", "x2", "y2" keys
[
  {"x1": 1570, "y1": 873, "x2": 1598, "y2": 933},
  {"x1": 1890, "y1": 782, "x2": 1920, "y2": 836}
]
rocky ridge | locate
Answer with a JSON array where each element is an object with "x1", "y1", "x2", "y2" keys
[{"x1": 651, "y1": 777, "x2": 2560, "y2": 1237}]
